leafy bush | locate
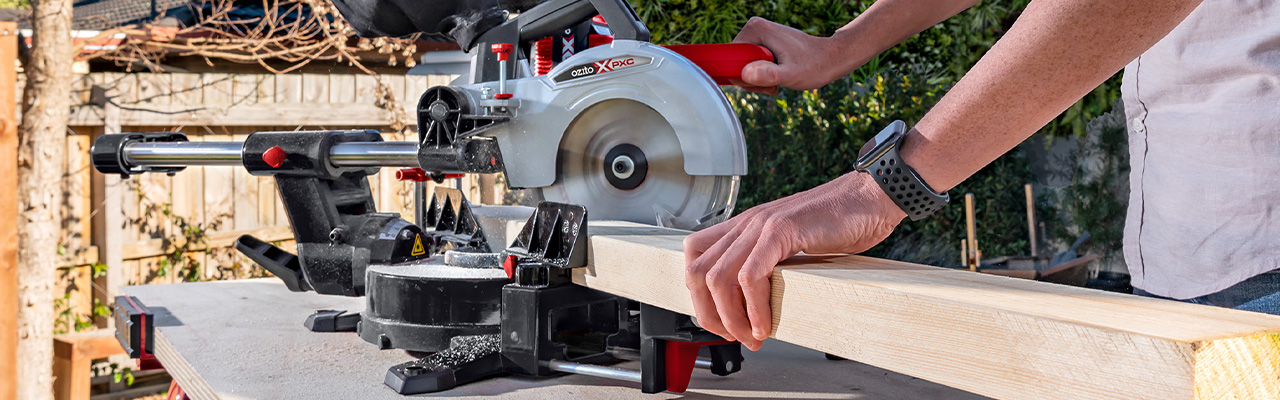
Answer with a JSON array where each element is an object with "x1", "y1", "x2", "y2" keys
[{"x1": 633, "y1": 0, "x2": 1126, "y2": 263}]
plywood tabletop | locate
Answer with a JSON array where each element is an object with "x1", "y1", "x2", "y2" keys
[{"x1": 123, "y1": 278, "x2": 991, "y2": 399}]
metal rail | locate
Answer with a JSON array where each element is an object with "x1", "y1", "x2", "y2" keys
[
  {"x1": 120, "y1": 141, "x2": 420, "y2": 168},
  {"x1": 546, "y1": 360, "x2": 642, "y2": 383}
]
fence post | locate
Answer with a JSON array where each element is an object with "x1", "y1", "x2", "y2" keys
[
  {"x1": 91, "y1": 86, "x2": 123, "y2": 328},
  {"x1": 0, "y1": 21, "x2": 20, "y2": 400}
]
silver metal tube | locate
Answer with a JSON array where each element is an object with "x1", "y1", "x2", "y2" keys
[
  {"x1": 120, "y1": 140, "x2": 420, "y2": 168},
  {"x1": 498, "y1": 59, "x2": 508, "y2": 94},
  {"x1": 123, "y1": 142, "x2": 244, "y2": 166},
  {"x1": 546, "y1": 360, "x2": 641, "y2": 383},
  {"x1": 328, "y1": 142, "x2": 419, "y2": 167},
  {"x1": 609, "y1": 347, "x2": 712, "y2": 370}
]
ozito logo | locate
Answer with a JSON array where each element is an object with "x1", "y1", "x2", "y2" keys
[{"x1": 554, "y1": 55, "x2": 652, "y2": 83}]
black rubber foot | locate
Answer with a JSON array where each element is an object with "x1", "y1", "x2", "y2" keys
[{"x1": 303, "y1": 309, "x2": 360, "y2": 332}]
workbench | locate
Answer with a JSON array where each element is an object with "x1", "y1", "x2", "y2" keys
[{"x1": 123, "y1": 278, "x2": 991, "y2": 399}]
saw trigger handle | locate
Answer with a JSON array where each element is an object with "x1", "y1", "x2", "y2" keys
[{"x1": 662, "y1": 43, "x2": 776, "y2": 86}]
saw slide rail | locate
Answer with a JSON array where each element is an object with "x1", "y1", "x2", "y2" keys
[{"x1": 97, "y1": 133, "x2": 421, "y2": 172}]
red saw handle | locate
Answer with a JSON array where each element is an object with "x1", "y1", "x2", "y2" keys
[{"x1": 662, "y1": 43, "x2": 776, "y2": 86}]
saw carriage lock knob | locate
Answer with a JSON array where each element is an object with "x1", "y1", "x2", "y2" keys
[{"x1": 94, "y1": 0, "x2": 781, "y2": 394}]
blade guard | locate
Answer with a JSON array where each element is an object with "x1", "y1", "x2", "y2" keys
[{"x1": 476, "y1": 40, "x2": 748, "y2": 189}]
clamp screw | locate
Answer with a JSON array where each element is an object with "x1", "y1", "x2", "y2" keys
[{"x1": 490, "y1": 43, "x2": 515, "y2": 99}]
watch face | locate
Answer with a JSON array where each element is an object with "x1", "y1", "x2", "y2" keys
[{"x1": 856, "y1": 121, "x2": 907, "y2": 170}]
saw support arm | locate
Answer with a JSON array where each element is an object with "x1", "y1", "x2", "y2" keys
[{"x1": 92, "y1": 130, "x2": 441, "y2": 297}]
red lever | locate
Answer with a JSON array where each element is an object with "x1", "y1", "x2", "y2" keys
[
  {"x1": 661, "y1": 43, "x2": 775, "y2": 86},
  {"x1": 664, "y1": 339, "x2": 733, "y2": 393},
  {"x1": 397, "y1": 168, "x2": 466, "y2": 182},
  {"x1": 503, "y1": 255, "x2": 518, "y2": 279},
  {"x1": 396, "y1": 168, "x2": 428, "y2": 182},
  {"x1": 491, "y1": 43, "x2": 514, "y2": 62},
  {"x1": 262, "y1": 146, "x2": 286, "y2": 168}
]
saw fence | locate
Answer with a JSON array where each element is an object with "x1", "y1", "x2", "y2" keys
[
  {"x1": 575, "y1": 222, "x2": 1280, "y2": 400},
  {"x1": 45, "y1": 71, "x2": 509, "y2": 329}
]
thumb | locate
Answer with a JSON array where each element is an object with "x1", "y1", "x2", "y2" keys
[{"x1": 741, "y1": 60, "x2": 784, "y2": 88}]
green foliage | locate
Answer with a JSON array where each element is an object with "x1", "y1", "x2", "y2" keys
[
  {"x1": 53, "y1": 295, "x2": 109, "y2": 335},
  {"x1": 728, "y1": 73, "x2": 1038, "y2": 264},
  {"x1": 0, "y1": 0, "x2": 29, "y2": 9},
  {"x1": 633, "y1": 0, "x2": 1126, "y2": 263},
  {"x1": 1046, "y1": 101, "x2": 1129, "y2": 258},
  {"x1": 131, "y1": 181, "x2": 227, "y2": 282}
]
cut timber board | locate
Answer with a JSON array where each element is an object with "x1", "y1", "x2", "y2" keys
[{"x1": 573, "y1": 222, "x2": 1280, "y2": 400}]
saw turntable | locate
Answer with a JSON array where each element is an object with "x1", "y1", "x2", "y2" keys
[{"x1": 94, "y1": 0, "x2": 772, "y2": 395}]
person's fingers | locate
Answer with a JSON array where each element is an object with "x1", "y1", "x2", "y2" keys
[
  {"x1": 732, "y1": 17, "x2": 773, "y2": 45},
  {"x1": 739, "y1": 225, "x2": 789, "y2": 342},
  {"x1": 686, "y1": 227, "x2": 746, "y2": 341},
  {"x1": 741, "y1": 60, "x2": 783, "y2": 89},
  {"x1": 706, "y1": 221, "x2": 764, "y2": 350},
  {"x1": 726, "y1": 79, "x2": 770, "y2": 93}
]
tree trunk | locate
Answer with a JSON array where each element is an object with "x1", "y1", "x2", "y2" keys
[{"x1": 17, "y1": 0, "x2": 73, "y2": 398}]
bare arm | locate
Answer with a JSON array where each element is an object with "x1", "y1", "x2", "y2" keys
[
  {"x1": 733, "y1": 0, "x2": 981, "y2": 93},
  {"x1": 688, "y1": 0, "x2": 1204, "y2": 352},
  {"x1": 905, "y1": 0, "x2": 1201, "y2": 191}
]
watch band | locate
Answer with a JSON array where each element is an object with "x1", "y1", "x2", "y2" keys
[{"x1": 858, "y1": 121, "x2": 949, "y2": 221}]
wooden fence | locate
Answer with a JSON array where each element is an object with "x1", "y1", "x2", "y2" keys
[{"x1": 52, "y1": 71, "x2": 508, "y2": 329}]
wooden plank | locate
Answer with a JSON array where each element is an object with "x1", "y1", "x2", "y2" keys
[
  {"x1": 573, "y1": 223, "x2": 1280, "y2": 400},
  {"x1": 258, "y1": 175, "x2": 278, "y2": 229},
  {"x1": 133, "y1": 73, "x2": 171, "y2": 105},
  {"x1": 112, "y1": 74, "x2": 140, "y2": 104},
  {"x1": 301, "y1": 73, "x2": 328, "y2": 104},
  {"x1": 354, "y1": 74, "x2": 380, "y2": 106},
  {"x1": 231, "y1": 133, "x2": 259, "y2": 231},
  {"x1": 0, "y1": 22, "x2": 17, "y2": 400},
  {"x1": 67, "y1": 103, "x2": 398, "y2": 127},
  {"x1": 274, "y1": 74, "x2": 303, "y2": 104},
  {"x1": 169, "y1": 73, "x2": 203, "y2": 106},
  {"x1": 202, "y1": 73, "x2": 233, "y2": 106},
  {"x1": 63, "y1": 134, "x2": 92, "y2": 264},
  {"x1": 231, "y1": 74, "x2": 263, "y2": 105},
  {"x1": 329, "y1": 74, "x2": 357, "y2": 104},
  {"x1": 404, "y1": 75, "x2": 430, "y2": 115},
  {"x1": 121, "y1": 226, "x2": 293, "y2": 261},
  {"x1": 53, "y1": 329, "x2": 125, "y2": 400}
]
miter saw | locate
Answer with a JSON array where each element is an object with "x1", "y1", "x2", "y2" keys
[{"x1": 96, "y1": 0, "x2": 772, "y2": 395}]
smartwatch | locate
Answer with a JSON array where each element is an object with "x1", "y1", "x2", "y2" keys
[{"x1": 855, "y1": 120, "x2": 949, "y2": 221}]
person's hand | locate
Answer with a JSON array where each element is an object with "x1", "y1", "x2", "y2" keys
[
  {"x1": 684, "y1": 172, "x2": 906, "y2": 351},
  {"x1": 731, "y1": 17, "x2": 843, "y2": 95}
]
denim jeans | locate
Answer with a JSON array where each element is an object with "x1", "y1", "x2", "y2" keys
[{"x1": 1133, "y1": 269, "x2": 1280, "y2": 315}]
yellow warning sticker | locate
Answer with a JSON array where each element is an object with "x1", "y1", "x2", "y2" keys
[{"x1": 411, "y1": 235, "x2": 426, "y2": 256}]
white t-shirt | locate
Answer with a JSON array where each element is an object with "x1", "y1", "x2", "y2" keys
[{"x1": 1121, "y1": 0, "x2": 1280, "y2": 299}]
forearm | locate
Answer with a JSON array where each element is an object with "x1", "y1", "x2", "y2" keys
[
  {"x1": 824, "y1": 0, "x2": 982, "y2": 79},
  {"x1": 902, "y1": 0, "x2": 1201, "y2": 191}
]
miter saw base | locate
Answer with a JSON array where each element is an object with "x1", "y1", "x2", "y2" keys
[{"x1": 358, "y1": 255, "x2": 509, "y2": 353}]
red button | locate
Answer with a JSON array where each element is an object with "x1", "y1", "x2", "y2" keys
[{"x1": 263, "y1": 146, "x2": 286, "y2": 168}]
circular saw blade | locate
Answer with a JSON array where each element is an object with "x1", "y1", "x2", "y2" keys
[{"x1": 533, "y1": 100, "x2": 739, "y2": 231}]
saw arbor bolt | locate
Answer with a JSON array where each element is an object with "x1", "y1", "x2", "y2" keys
[{"x1": 605, "y1": 144, "x2": 648, "y2": 190}]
